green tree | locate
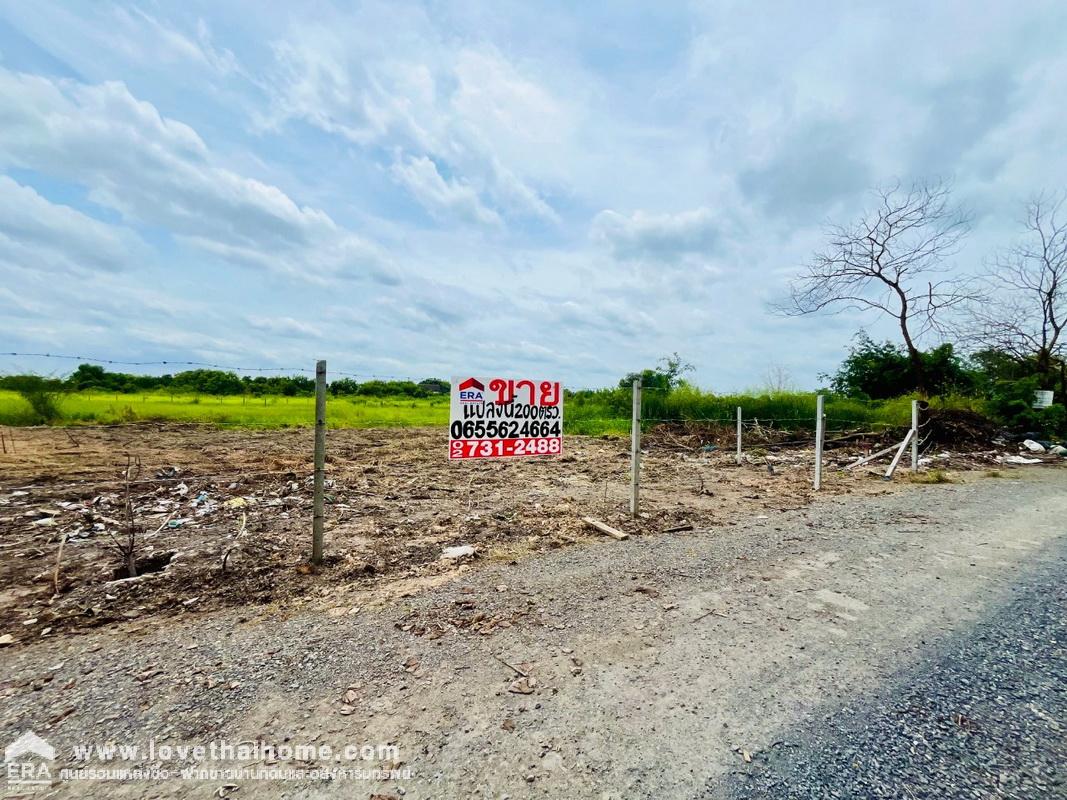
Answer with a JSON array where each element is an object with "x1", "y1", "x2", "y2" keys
[
  {"x1": 418, "y1": 378, "x2": 450, "y2": 394},
  {"x1": 68, "y1": 363, "x2": 109, "y2": 389},
  {"x1": 987, "y1": 375, "x2": 1066, "y2": 436},
  {"x1": 329, "y1": 378, "x2": 361, "y2": 396},
  {"x1": 619, "y1": 353, "x2": 694, "y2": 391},
  {"x1": 170, "y1": 369, "x2": 244, "y2": 395},
  {"x1": 827, "y1": 333, "x2": 974, "y2": 399}
]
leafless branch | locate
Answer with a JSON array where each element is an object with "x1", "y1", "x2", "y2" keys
[
  {"x1": 775, "y1": 178, "x2": 978, "y2": 393},
  {"x1": 962, "y1": 192, "x2": 1067, "y2": 383}
]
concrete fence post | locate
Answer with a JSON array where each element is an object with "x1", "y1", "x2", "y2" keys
[
  {"x1": 813, "y1": 394, "x2": 825, "y2": 490},
  {"x1": 911, "y1": 399, "x2": 919, "y2": 472},
  {"x1": 630, "y1": 379, "x2": 641, "y2": 517},
  {"x1": 736, "y1": 406, "x2": 743, "y2": 465},
  {"x1": 311, "y1": 360, "x2": 327, "y2": 565}
]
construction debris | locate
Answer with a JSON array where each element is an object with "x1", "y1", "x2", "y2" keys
[
  {"x1": 1001, "y1": 455, "x2": 1043, "y2": 465},
  {"x1": 1, "y1": 422, "x2": 1061, "y2": 643},
  {"x1": 581, "y1": 517, "x2": 629, "y2": 540}
]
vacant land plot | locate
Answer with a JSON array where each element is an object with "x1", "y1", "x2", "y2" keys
[
  {"x1": 0, "y1": 423, "x2": 911, "y2": 646},
  {"x1": 1, "y1": 434, "x2": 1062, "y2": 800}
]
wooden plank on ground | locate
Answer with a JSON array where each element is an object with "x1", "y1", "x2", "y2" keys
[{"x1": 582, "y1": 516, "x2": 629, "y2": 540}]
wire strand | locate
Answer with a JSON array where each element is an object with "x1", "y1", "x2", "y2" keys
[{"x1": 0, "y1": 351, "x2": 431, "y2": 382}]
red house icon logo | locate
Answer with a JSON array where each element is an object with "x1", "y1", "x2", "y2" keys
[{"x1": 457, "y1": 378, "x2": 485, "y2": 403}]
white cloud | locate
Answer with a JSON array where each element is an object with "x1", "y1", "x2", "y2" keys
[
  {"x1": 0, "y1": 286, "x2": 46, "y2": 316},
  {"x1": 551, "y1": 298, "x2": 657, "y2": 337},
  {"x1": 0, "y1": 175, "x2": 136, "y2": 274},
  {"x1": 245, "y1": 315, "x2": 322, "y2": 339},
  {"x1": 0, "y1": 69, "x2": 391, "y2": 283},
  {"x1": 106, "y1": 8, "x2": 237, "y2": 74},
  {"x1": 260, "y1": 20, "x2": 566, "y2": 225},
  {"x1": 390, "y1": 155, "x2": 502, "y2": 228},
  {"x1": 591, "y1": 207, "x2": 722, "y2": 262}
]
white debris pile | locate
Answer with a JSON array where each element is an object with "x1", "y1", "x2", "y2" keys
[{"x1": 992, "y1": 437, "x2": 1067, "y2": 466}]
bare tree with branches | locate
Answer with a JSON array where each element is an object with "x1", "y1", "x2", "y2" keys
[
  {"x1": 761, "y1": 364, "x2": 795, "y2": 395},
  {"x1": 966, "y1": 193, "x2": 1067, "y2": 394},
  {"x1": 778, "y1": 179, "x2": 976, "y2": 395}
]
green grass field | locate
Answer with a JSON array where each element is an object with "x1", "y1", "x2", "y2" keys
[
  {"x1": 0, "y1": 390, "x2": 450, "y2": 429},
  {"x1": 0, "y1": 387, "x2": 986, "y2": 435}
]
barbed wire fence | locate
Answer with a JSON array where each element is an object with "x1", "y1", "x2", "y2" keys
[
  {"x1": 2, "y1": 352, "x2": 932, "y2": 561},
  {"x1": 0, "y1": 354, "x2": 623, "y2": 571},
  {"x1": 625, "y1": 381, "x2": 926, "y2": 515},
  {"x1": 1, "y1": 353, "x2": 615, "y2": 569}
]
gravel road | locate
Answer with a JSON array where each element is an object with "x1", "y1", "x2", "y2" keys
[
  {"x1": 725, "y1": 536, "x2": 1066, "y2": 800},
  {"x1": 2, "y1": 468, "x2": 1064, "y2": 799}
]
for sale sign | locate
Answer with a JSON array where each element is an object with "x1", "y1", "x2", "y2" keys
[{"x1": 449, "y1": 377, "x2": 563, "y2": 460}]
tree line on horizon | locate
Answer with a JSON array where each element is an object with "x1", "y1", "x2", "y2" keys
[{"x1": 0, "y1": 364, "x2": 450, "y2": 399}]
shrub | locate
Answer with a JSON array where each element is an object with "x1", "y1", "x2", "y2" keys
[
  {"x1": 987, "y1": 377, "x2": 1067, "y2": 436},
  {"x1": 10, "y1": 376, "x2": 66, "y2": 423},
  {"x1": 826, "y1": 333, "x2": 975, "y2": 399}
]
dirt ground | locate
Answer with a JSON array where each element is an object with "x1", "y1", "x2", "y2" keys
[
  {"x1": 0, "y1": 423, "x2": 921, "y2": 645},
  {"x1": 0, "y1": 428, "x2": 1063, "y2": 799}
]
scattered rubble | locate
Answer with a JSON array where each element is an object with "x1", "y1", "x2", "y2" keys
[
  {"x1": 507, "y1": 676, "x2": 536, "y2": 694},
  {"x1": 0, "y1": 422, "x2": 1061, "y2": 644},
  {"x1": 1002, "y1": 455, "x2": 1044, "y2": 465}
]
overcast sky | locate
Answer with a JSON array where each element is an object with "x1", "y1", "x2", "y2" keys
[{"x1": 2, "y1": 1, "x2": 1065, "y2": 390}]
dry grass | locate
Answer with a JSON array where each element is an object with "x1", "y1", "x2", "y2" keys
[{"x1": 908, "y1": 469, "x2": 956, "y2": 484}]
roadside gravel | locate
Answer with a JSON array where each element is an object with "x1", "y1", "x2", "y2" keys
[{"x1": 725, "y1": 535, "x2": 1066, "y2": 800}]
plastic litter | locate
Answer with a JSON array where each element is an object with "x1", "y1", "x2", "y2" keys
[
  {"x1": 441, "y1": 545, "x2": 476, "y2": 560},
  {"x1": 1022, "y1": 439, "x2": 1046, "y2": 453}
]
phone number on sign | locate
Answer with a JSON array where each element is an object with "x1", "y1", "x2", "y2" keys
[{"x1": 449, "y1": 438, "x2": 562, "y2": 459}]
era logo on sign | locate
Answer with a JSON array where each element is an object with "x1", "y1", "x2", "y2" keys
[{"x1": 457, "y1": 378, "x2": 485, "y2": 403}]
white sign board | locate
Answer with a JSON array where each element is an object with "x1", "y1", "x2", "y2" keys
[{"x1": 449, "y1": 377, "x2": 563, "y2": 460}]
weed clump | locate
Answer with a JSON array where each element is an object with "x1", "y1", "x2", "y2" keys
[
  {"x1": 11, "y1": 376, "x2": 66, "y2": 424},
  {"x1": 910, "y1": 469, "x2": 955, "y2": 484}
]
